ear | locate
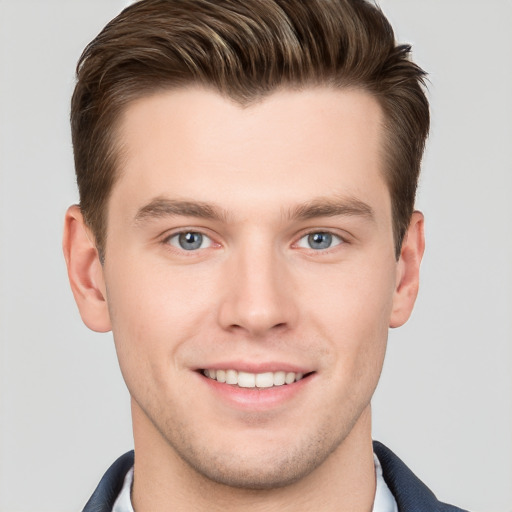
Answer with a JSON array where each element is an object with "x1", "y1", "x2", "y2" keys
[
  {"x1": 62, "y1": 205, "x2": 111, "y2": 332},
  {"x1": 389, "y1": 211, "x2": 425, "y2": 328}
]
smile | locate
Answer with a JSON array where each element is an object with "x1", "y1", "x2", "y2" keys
[{"x1": 202, "y1": 369, "x2": 306, "y2": 388}]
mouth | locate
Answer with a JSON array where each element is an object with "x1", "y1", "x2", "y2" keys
[{"x1": 200, "y1": 369, "x2": 312, "y2": 389}]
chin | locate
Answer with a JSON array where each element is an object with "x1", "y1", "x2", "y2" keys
[
  {"x1": 180, "y1": 450, "x2": 322, "y2": 490},
  {"x1": 166, "y1": 421, "x2": 347, "y2": 491}
]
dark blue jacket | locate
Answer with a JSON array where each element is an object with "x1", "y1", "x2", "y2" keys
[{"x1": 83, "y1": 441, "x2": 469, "y2": 511}]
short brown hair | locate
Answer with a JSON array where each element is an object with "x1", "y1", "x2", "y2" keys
[{"x1": 71, "y1": 0, "x2": 429, "y2": 260}]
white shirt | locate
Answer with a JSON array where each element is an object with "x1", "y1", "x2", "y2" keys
[{"x1": 113, "y1": 453, "x2": 398, "y2": 512}]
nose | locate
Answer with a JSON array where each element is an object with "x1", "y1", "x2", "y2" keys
[{"x1": 217, "y1": 241, "x2": 298, "y2": 337}]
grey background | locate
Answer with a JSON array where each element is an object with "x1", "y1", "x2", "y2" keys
[{"x1": 0, "y1": 1, "x2": 510, "y2": 511}]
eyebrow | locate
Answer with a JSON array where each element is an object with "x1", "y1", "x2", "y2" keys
[
  {"x1": 134, "y1": 197, "x2": 229, "y2": 224},
  {"x1": 288, "y1": 196, "x2": 375, "y2": 222},
  {"x1": 133, "y1": 195, "x2": 375, "y2": 225}
]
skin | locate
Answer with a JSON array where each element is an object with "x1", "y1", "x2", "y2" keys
[{"x1": 63, "y1": 87, "x2": 424, "y2": 511}]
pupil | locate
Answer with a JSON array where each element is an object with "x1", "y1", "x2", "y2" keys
[
  {"x1": 179, "y1": 232, "x2": 202, "y2": 250},
  {"x1": 308, "y1": 232, "x2": 332, "y2": 250}
]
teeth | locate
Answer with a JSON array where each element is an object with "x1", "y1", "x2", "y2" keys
[
  {"x1": 273, "y1": 371, "x2": 286, "y2": 386},
  {"x1": 285, "y1": 372, "x2": 296, "y2": 384},
  {"x1": 238, "y1": 371, "x2": 256, "y2": 388},
  {"x1": 225, "y1": 369, "x2": 238, "y2": 385},
  {"x1": 255, "y1": 372, "x2": 274, "y2": 388},
  {"x1": 203, "y1": 369, "x2": 307, "y2": 388}
]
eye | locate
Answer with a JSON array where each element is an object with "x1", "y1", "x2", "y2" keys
[
  {"x1": 296, "y1": 232, "x2": 343, "y2": 250},
  {"x1": 166, "y1": 231, "x2": 213, "y2": 251}
]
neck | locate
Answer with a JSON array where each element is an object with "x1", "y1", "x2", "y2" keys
[{"x1": 131, "y1": 402, "x2": 376, "y2": 512}]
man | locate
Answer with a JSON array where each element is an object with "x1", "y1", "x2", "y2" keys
[{"x1": 62, "y1": 0, "x2": 468, "y2": 510}]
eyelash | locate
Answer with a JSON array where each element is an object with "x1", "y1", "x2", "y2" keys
[
  {"x1": 162, "y1": 230, "x2": 217, "y2": 253},
  {"x1": 160, "y1": 228, "x2": 348, "y2": 255},
  {"x1": 293, "y1": 230, "x2": 346, "y2": 253}
]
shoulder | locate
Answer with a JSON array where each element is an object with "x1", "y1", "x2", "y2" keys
[
  {"x1": 373, "y1": 441, "x2": 469, "y2": 512},
  {"x1": 82, "y1": 451, "x2": 134, "y2": 512}
]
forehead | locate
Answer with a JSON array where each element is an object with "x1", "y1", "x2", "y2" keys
[{"x1": 112, "y1": 86, "x2": 389, "y2": 220}]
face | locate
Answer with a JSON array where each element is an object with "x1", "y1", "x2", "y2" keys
[{"x1": 66, "y1": 87, "x2": 423, "y2": 489}]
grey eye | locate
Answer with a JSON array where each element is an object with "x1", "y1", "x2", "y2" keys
[
  {"x1": 168, "y1": 232, "x2": 212, "y2": 251},
  {"x1": 308, "y1": 232, "x2": 332, "y2": 249},
  {"x1": 297, "y1": 232, "x2": 342, "y2": 250}
]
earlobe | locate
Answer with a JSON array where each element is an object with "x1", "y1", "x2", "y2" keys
[
  {"x1": 389, "y1": 211, "x2": 425, "y2": 328},
  {"x1": 63, "y1": 205, "x2": 112, "y2": 332}
]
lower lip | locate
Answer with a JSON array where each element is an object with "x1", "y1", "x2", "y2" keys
[{"x1": 198, "y1": 372, "x2": 313, "y2": 411}]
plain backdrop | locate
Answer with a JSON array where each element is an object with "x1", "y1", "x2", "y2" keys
[{"x1": 0, "y1": 1, "x2": 511, "y2": 511}]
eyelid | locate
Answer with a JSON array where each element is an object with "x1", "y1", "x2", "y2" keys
[
  {"x1": 167, "y1": 232, "x2": 212, "y2": 250},
  {"x1": 293, "y1": 229, "x2": 347, "y2": 251},
  {"x1": 157, "y1": 226, "x2": 349, "y2": 254},
  {"x1": 160, "y1": 227, "x2": 221, "y2": 252}
]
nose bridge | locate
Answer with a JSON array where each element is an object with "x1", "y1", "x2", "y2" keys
[{"x1": 218, "y1": 233, "x2": 297, "y2": 336}]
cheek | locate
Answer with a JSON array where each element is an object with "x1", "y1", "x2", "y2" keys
[
  {"x1": 299, "y1": 257, "x2": 395, "y2": 383},
  {"x1": 107, "y1": 253, "x2": 215, "y2": 325},
  {"x1": 300, "y1": 254, "x2": 396, "y2": 330},
  {"x1": 103, "y1": 258, "x2": 217, "y2": 381}
]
